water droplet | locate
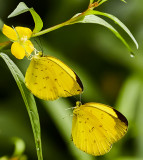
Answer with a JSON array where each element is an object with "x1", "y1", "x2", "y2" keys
[
  {"x1": 37, "y1": 148, "x2": 39, "y2": 151},
  {"x1": 130, "y1": 52, "x2": 135, "y2": 58}
]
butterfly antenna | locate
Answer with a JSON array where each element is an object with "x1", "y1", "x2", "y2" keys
[
  {"x1": 62, "y1": 113, "x2": 73, "y2": 119},
  {"x1": 79, "y1": 93, "x2": 82, "y2": 102},
  {"x1": 34, "y1": 37, "x2": 43, "y2": 53},
  {"x1": 65, "y1": 107, "x2": 77, "y2": 111}
]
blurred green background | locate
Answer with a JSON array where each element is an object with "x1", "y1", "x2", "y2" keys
[{"x1": 0, "y1": 0, "x2": 143, "y2": 160}]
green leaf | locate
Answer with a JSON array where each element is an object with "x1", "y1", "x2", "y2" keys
[
  {"x1": 29, "y1": 8, "x2": 43, "y2": 34},
  {"x1": 0, "y1": 19, "x2": 4, "y2": 30},
  {"x1": 8, "y1": 2, "x2": 43, "y2": 33},
  {"x1": 77, "y1": 14, "x2": 133, "y2": 52},
  {"x1": 91, "y1": 10, "x2": 138, "y2": 49},
  {"x1": 0, "y1": 53, "x2": 43, "y2": 160},
  {"x1": 8, "y1": 2, "x2": 29, "y2": 18},
  {"x1": 121, "y1": 0, "x2": 127, "y2": 3},
  {"x1": 116, "y1": 75, "x2": 141, "y2": 122}
]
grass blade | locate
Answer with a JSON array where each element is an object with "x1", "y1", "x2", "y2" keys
[{"x1": 0, "y1": 53, "x2": 43, "y2": 160}]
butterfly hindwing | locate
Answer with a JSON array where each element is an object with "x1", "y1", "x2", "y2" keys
[
  {"x1": 25, "y1": 55, "x2": 83, "y2": 100},
  {"x1": 72, "y1": 102, "x2": 128, "y2": 156}
]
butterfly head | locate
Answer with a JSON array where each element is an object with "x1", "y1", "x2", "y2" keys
[
  {"x1": 33, "y1": 51, "x2": 43, "y2": 59},
  {"x1": 76, "y1": 101, "x2": 82, "y2": 107}
]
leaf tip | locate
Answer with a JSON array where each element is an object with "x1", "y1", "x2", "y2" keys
[{"x1": 8, "y1": 2, "x2": 29, "y2": 18}]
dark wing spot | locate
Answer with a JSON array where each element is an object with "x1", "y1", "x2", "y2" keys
[
  {"x1": 55, "y1": 78, "x2": 57, "y2": 81},
  {"x1": 87, "y1": 118, "x2": 89, "y2": 120},
  {"x1": 79, "y1": 121, "x2": 81, "y2": 123},
  {"x1": 35, "y1": 75, "x2": 37, "y2": 78},
  {"x1": 93, "y1": 140, "x2": 96, "y2": 143},
  {"x1": 41, "y1": 69, "x2": 43, "y2": 71},
  {"x1": 45, "y1": 68, "x2": 48, "y2": 70},
  {"x1": 45, "y1": 76, "x2": 49, "y2": 80},
  {"x1": 44, "y1": 86, "x2": 46, "y2": 89},
  {"x1": 99, "y1": 125, "x2": 103, "y2": 128},
  {"x1": 34, "y1": 82, "x2": 38, "y2": 85},
  {"x1": 91, "y1": 127, "x2": 95, "y2": 131}
]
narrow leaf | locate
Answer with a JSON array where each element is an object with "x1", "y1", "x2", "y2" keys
[
  {"x1": 91, "y1": 10, "x2": 138, "y2": 49},
  {"x1": 77, "y1": 14, "x2": 133, "y2": 52},
  {"x1": 0, "y1": 53, "x2": 43, "y2": 160},
  {"x1": 8, "y1": 2, "x2": 29, "y2": 18},
  {"x1": 121, "y1": 0, "x2": 127, "y2": 3},
  {"x1": 116, "y1": 75, "x2": 141, "y2": 121},
  {"x1": 29, "y1": 8, "x2": 43, "y2": 33},
  {"x1": 0, "y1": 19, "x2": 4, "y2": 30},
  {"x1": 8, "y1": 2, "x2": 43, "y2": 33}
]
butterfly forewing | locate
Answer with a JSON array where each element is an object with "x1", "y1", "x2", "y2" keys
[{"x1": 25, "y1": 55, "x2": 83, "y2": 100}]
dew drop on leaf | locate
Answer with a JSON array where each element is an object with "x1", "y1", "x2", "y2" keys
[{"x1": 130, "y1": 52, "x2": 135, "y2": 58}]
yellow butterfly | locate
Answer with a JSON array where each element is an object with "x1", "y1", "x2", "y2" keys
[
  {"x1": 72, "y1": 101, "x2": 128, "y2": 156},
  {"x1": 25, "y1": 52, "x2": 83, "y2": 100}
]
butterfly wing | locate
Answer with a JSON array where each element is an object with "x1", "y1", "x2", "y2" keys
[
  {"x1": 25, "y1": 56, "x2": 83, "y2": 100},
  {"x1": 72, "y1": 102, "x2": 128, "y2": 156}
]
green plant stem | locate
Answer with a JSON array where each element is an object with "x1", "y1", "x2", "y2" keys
[
  {"x1": 31, "y1": 1, "x2": 105, "y2": 38},
  {"x1": 32, "y1": 20, "x2": 70, "y2": 37},
  {"x1": 31, "y1": 11, "x2": 88, "y2": 38}
]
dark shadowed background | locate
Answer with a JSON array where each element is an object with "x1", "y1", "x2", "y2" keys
[{"x1": 0, "y1": 0, "x2": 143, "y2": 160}]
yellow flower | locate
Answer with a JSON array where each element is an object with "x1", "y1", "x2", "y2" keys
[{"x1": 2, "y1": 24, "x2": 34, "y2": 59}]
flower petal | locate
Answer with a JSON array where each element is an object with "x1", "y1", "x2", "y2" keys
[
  {"x1": 11, "y1": 42, "x2": 25, "y2": 59},
  {"x1": 15, "y1": 27, "x2": 33, "y2": 40},
  {"x1": 2, "y1": 24, "x2": 17, "y2": 41},
  {"x1": 23, "y1": 40, "x2": 34, "y2": 56}
]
